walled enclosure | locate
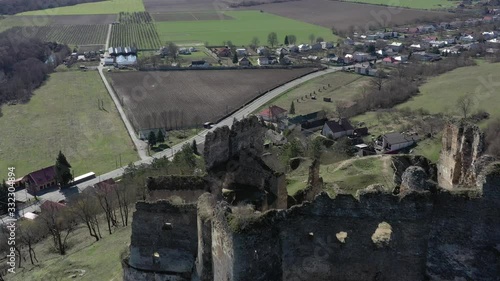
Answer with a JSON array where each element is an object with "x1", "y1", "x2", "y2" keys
[{"x1": 125, "y1": 119, "x2": 500, "y2": 281}]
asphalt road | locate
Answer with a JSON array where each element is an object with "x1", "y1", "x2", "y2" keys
[{"x1": 8, "y1": 62, "x2": 341, "y2": 220}]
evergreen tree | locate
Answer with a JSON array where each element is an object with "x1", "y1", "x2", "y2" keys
[
  {"x1": 192, "y1": 139, "x2": 198, "y2": 155},
  {"x1": 55, "y1": 151, "x2": 72, "y2": 186},
  {"x1": 284, "y1": 35, "x2": 289, "y2": 45},
  {"x1": 289, "y1": 101, "x2": 295, "y2": 114},
  {"x1": 148, "y1": 131, "x2": 157, "y2": 148},
  {"x1": 157, "y1": 130, "x2": 165, "y2": 143},
  {"x1": 232, "y1": 52, "x2": 238, "y2": 64}
]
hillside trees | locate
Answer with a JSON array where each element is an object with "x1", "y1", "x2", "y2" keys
[
  {"x1": 39, "y1": 204, "x2": 76, "y2": 255},
  {"x1": 55, "y1": 151, "x2": 72, "y2": 186},
  {"x1": 0, "y1": 0, "x2": 102, "y2": 14},
  {"x1": 267, "y1": 32, "x2": 278, "y2": 48},
  {"x1": 0, "y1": 33, "x2": 70, "y2": 107}
]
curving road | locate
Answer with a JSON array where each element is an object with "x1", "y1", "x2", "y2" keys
[{"x1": 10, "y1": 57, "x2": 341, "y2": 219}]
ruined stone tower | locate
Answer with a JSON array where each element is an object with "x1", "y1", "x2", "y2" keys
[{"x1": 437, "y1": 120, "x2": 485, "y2": 189}]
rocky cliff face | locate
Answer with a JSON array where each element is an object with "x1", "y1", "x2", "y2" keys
[{"x1": 438, "y1": 121, "x2": 485, "y2": 189}]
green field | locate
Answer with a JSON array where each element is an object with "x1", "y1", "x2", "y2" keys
[
  {"x1": 345, "y1": 0, "x2": 458, "y2": 9},
  {"x1": 0, "y1": 71, "x2": 138, "y2": 178},
  {"x1": 258, "y1": 71, "x2": 370, "y2": 116},
  {"x1": 18, "y1": 0, "x2": 144, "y2": 15},
  {"x1": 396, "y1": 62, "x2": 500, "y2": 125},
  {"x1": 155, "y1": 11, "x2": 337, "y2": 46}
]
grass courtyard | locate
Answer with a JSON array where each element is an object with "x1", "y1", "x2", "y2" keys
[
  {"x1": 0, "y1": 71, "x2": 138, "y2": 178},
  {"x1": 345, "y1": 0, "x2": 458, "y2": 9},
  {"x1": 155, "y1": 11, "x2": 338, "y2": 46},
  {"x1": 18, "y1": 0, "x2": 144, "y2": 15}
]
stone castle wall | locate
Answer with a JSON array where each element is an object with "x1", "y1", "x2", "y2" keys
[
  {"x1": 438, "y1": 121, "x2": 485, "y2": 189},
  {"x1": 201, "y1": 161, "x2": 500, "y2": 281}
]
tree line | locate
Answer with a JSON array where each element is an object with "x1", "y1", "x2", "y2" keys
[
  {"x1": 0, "y1": 0, "x2": 101, "y2": 15},
  {"x1": 0, "y1": 30, "x2": 70, "y2": 107}
]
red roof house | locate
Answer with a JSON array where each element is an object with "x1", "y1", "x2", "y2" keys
[
  {"x1": 25, "y1": 166, "x2": 57, "y2": 195},
  {"x1": 259, "y1": 105, "x2": 288, "y2": 122},
  {"x1": 40, "y1": 200, "x2": 66, "y2": 213}
]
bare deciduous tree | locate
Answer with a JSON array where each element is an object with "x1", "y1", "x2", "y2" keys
[
  {"x1": 70, "y1": 191, "x2": 102, "y2": 241},
  {"x1": 39, "y1": 204, "x2": 76, "y2": 255},
  {"x1": 456, "y1": 93, "x2": 475, "y2": 119}
]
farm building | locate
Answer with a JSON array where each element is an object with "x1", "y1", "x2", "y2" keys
[
  {"x1": 259, "y1": 105, "x2": 287, "y2": 122},
  {"x1": 288, "y1": 110, "x2": 327, "y2": 131},
  {"x1": 215, "y1": 47, "x2": 231, "y2": 57},
  {"x1": 41, "y1": 200, "x2": 66, "y2": 213},
  {"x1": 375, "y1": 132, "x2": 419, "y2": 153},
  {"x1": 104, "y1": 57, "x2": 115, "y2": 66},
  {"x1": 116, "y1": 55, "x2": 137, "y2": 66},
  {"x1": 190, "y1": 60, "x2": 210, "y2": 68},
  {"x1": 24, "y1": 166, "x2": 57, "y2": 195},
  {"x1": 322, "y1": 118, "x2": 354, "y2": 139}
]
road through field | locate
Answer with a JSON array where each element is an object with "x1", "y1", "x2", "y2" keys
[{"x1": 7, "y1": 66, "x2": 341, "y2": 221}]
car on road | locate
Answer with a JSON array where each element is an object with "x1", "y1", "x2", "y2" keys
[{"x1": 203, "y1": 122, "x2": 214, "y2": 129}]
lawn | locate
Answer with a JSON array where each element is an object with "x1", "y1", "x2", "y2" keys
[
  {"x1": 396, "y1": 62, "x2": 500, "y2": 127},
  {"x1": 258, "y1": 71, "x2": 370, "y2": 116},
  {"x1": 0, "y1": 71, "x2": 138, "y2": 179},
  {"x1": 345, "y1": 0, "x2": 458, "y2": 9},
  {"x1": 320, "y1": 156, "x2": 394, "y2": 194},
  {"x1": 18, "y1": 0, "x2": 144, "y2": 16},
  {"x1": 5, "y1": 213, "x2": 132, "y2": 281},
  {"x1": 155, "y1": 10, "x2": 337, "y2": 46},
  {"x1": 287, "y1": 156, "x2": 394, "y2": 196}
]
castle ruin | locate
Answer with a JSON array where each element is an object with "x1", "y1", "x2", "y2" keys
[{"x1": 123, "y1": 119, "x2": 500, "y2": 281}]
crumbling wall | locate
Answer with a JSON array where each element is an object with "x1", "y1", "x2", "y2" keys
[
  {"x1": 438, "y1": 121, "x2": 484, "y2": 189},
  {"x1": 146, "y1": 175, "x2": 209, "y2": 203},
  {"x1": 210, "y1": 167, "x2": 500, "y2": 281},
  {"x1": 204, "y1": 116, "x2": 265, "y2": 171},
  {"x1": 195, "y1": 193, "x2": 217, "y2": 281},
  {"x1": 127, "y1": 201, "x2": 197, "y2": 280}
]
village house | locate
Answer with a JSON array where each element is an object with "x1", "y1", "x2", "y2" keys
[
  {"x1": 238, "y1": 57, "x2": 252, "y2": 66},
  {"x1": 388, "y1": 42, "x2": 403, "y2": 51},
  {"x1": 24, "y1": 166, "x2": 57, "y2": 195},
  {"x1": 275, "y1": 47, "x2": 289, "y2": 56},
  {"x1": 351, "y1": 63, "x2": 378, "y2": 76},
  {"x1": 375, "y1": 132, "x2": 419, "y2": 153},
  {"x1": 321, "y1": 41, "x2": 334, "y2": 49},
  {"x1": 236, "y1": 48, "x2": 247, "y2": 56},
  {"x1": 259, "y1": 105, "x2": 287, "y2": 123},
  {"x1": 287, "y1": 44, "x2": 299, "y2": 53},
  {"x1": 310, "y1": 42, "x2": 323, "y2": 51},
  {"x1": 353, "y1": 52, "x2": 371, "y2": 62},
  {"x1": 298, "y1": 44, "x2": 310, "y2": 52},
  {"x1": 258, "y1": 57, "x2": 269, "y2": 66},
  {"x1": 40, "y1": 200, "x2": 66, "y2": 213},
  {"x1": 257, "y1": 46, "x2": 269, "y2": 55},
  {"x1": 215, "y1": 47, "x2": 231, "y2": 57},
  {"x1": 321, "y1": 118, "x2": 354, "y2": 139},
  {"x1": 412, "y1": 51, "x2": 441, "y2": 62},
  {"x1": 288, "y1": 110, "x2": 327, "y2": 131}
]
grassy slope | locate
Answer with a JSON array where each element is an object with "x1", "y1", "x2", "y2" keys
[
  {"x1": 5, "y1": 216, "x2": 132, "y2": 281},
  {"x1": 18, "y1": 0, "x2": 144, "y2": 15},
  {"x1": 0, "y1": 71, "x2": 138, "y2": 178},
  {"x1": 155, "y1": 11, "x2": 338, "y2": 46},
  {"x1": 396, "y1": 62, "x2": 500, "y2": 124},
  {"x1": 258, "y1": 71, "x2": 370, "y2": 116},
  {"x1": 353, "y1": 62, "x2": 500, "y2": 163},
  {"x1": 345, "y1": 0, "x2": 457, "y2": 9}
]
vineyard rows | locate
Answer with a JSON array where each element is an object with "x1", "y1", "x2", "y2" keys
[
  {"x1": 110, "y1": 23, "x2": 162, "y2": 50},
  {"x1": 118, "y1": 12, "x2": 153, "y2": 24},
  {"x1": 8, "y1": 25, "x2": 107, "y2": 45}
]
